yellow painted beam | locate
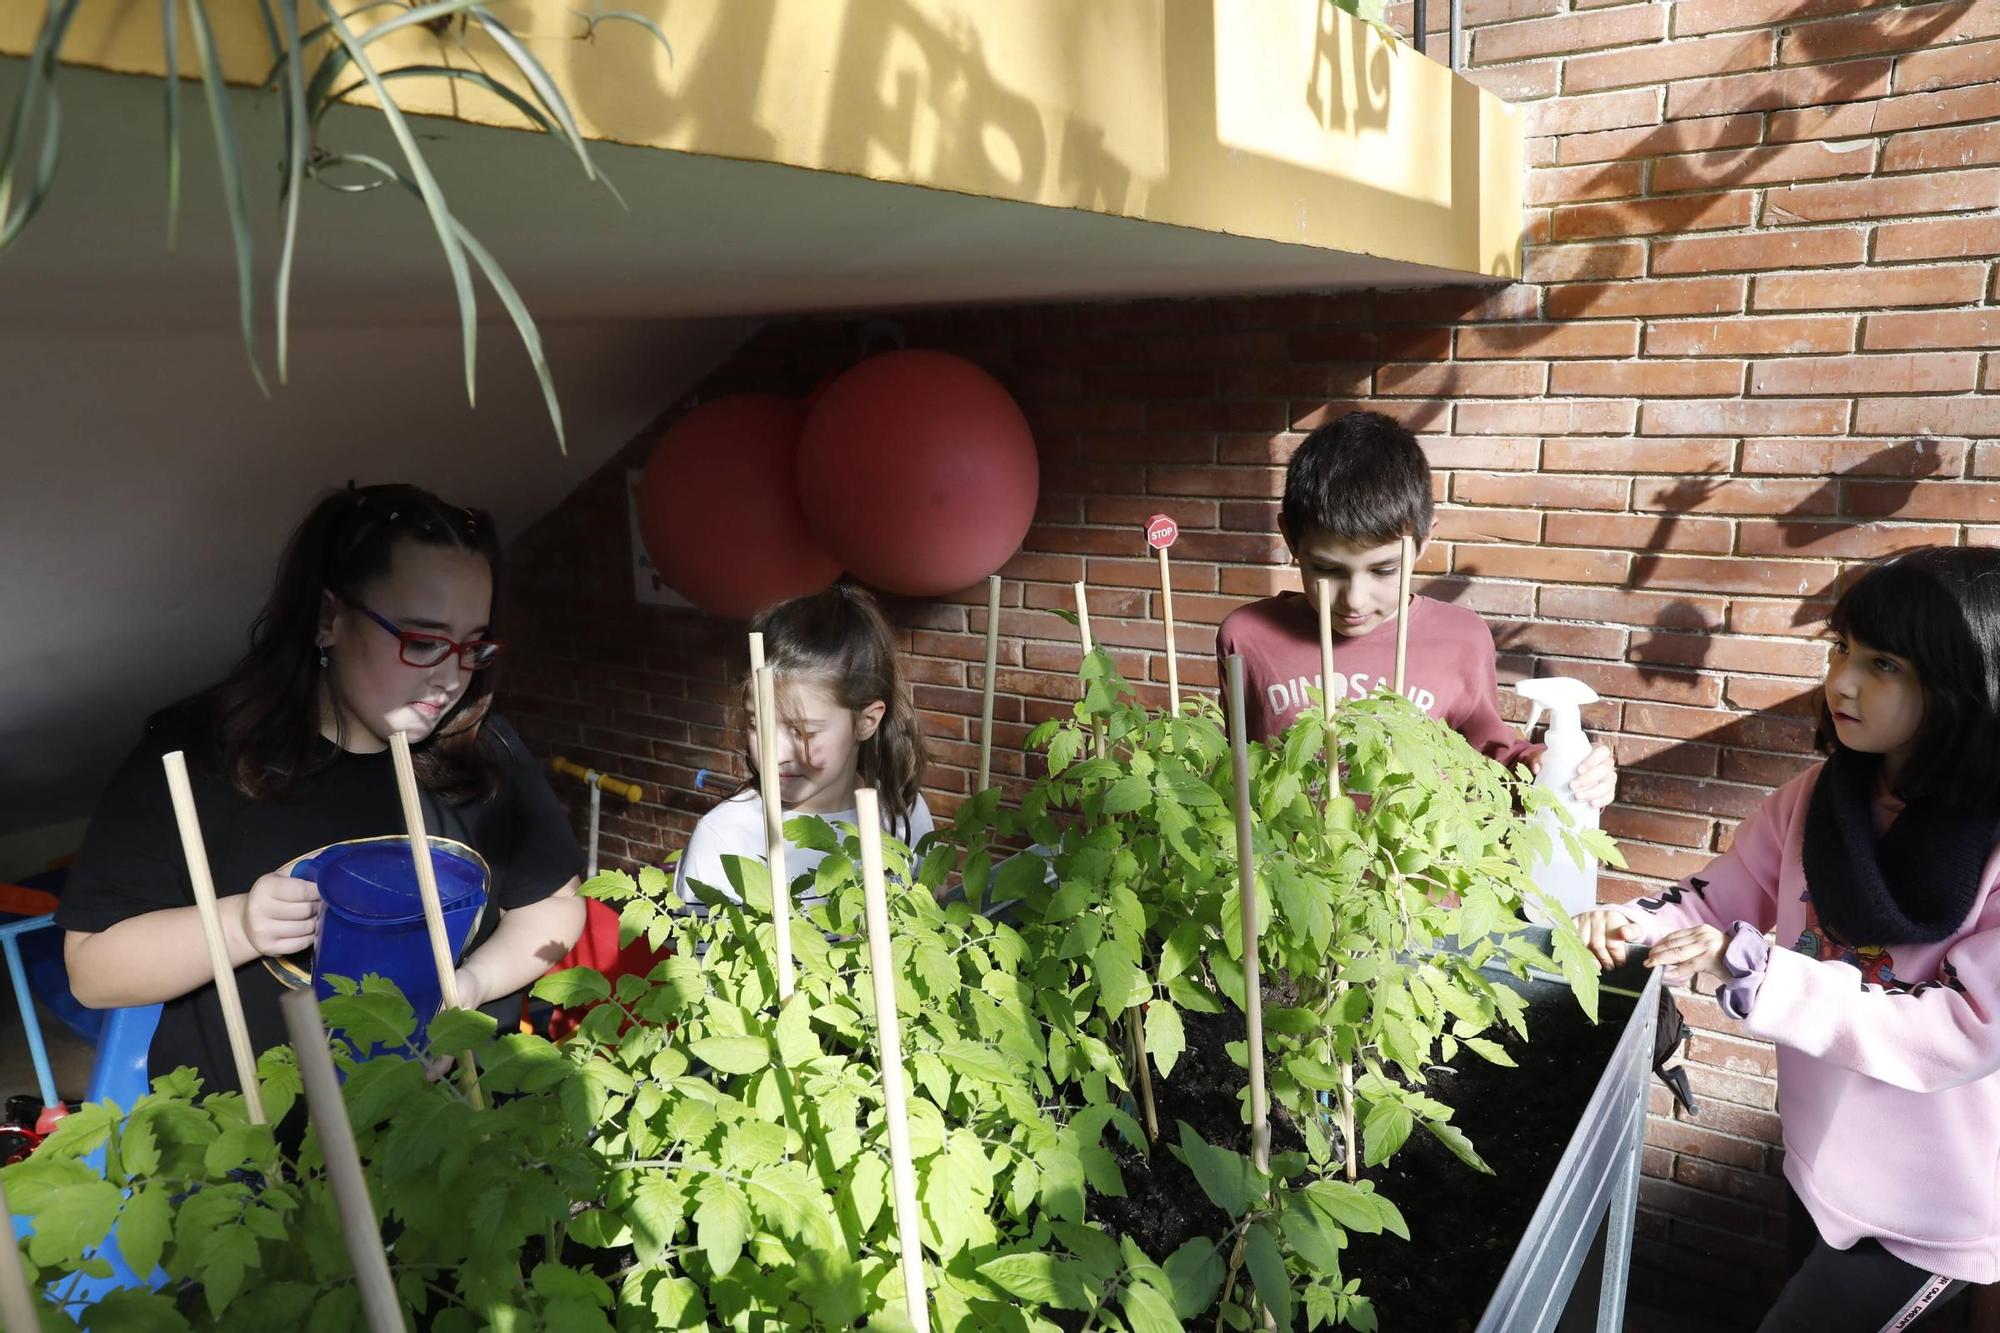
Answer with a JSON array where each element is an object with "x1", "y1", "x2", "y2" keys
[{"x1": 4, "y1": 0, "x2": 1521, "y2": 278}]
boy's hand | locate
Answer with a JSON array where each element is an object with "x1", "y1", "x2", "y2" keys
[
  {"x1": 1646, "y1": 924, "x2": 1731, "y2": 992},
  {"x1": 1529, "y1": 741, "x2": 1617, "y2": 809},
  {"x1": 1573, "y1": 909, "x2": 1642, "y2": 971}
]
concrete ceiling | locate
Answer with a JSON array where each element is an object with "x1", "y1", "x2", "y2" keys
[{"x1": 1, "y1": 57, "x2": 1495, "y2": 835}]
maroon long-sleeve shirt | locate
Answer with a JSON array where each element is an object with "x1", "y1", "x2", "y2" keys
[{"x1": 1216, "y1": 591, "x2": 1541, "y2": 772}]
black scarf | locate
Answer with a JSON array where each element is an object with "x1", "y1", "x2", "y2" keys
[{"x1": 1802, "y1": 746, "x2": 2000, "y2": 946}]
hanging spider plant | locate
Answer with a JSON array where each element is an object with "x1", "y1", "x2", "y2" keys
[{"x1": 1, "y1": 1, "x2": 670, "y2": 452}]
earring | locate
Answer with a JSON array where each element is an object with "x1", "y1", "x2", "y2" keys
[{"x1": 318, "y1": 648, "x2": 329, "y2": 669}]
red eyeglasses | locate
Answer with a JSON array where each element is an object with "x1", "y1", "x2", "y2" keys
[{"x1": 344, "y1": 597, "x2": 504, "y2": 670}]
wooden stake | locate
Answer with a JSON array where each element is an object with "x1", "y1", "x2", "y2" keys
[
  {"x1": 754, "y1": 666, "x2": 797, "y2": 1000},
  {"x1": 1315, "y1": 579, "x2": 1341, "y2": 801},
  {"x1": 1073, "y1": 580, "x2": 1107, "y2": 761},
  {"x1": 748, "y1": 630, "x2": 765, "y2": 675},
  {"x1": 280, "y1": 989, "x2": 408, "y2": 1333},
  {"x1": 0, "y1": 1178, "x2": 44, "y2": 1333},
  {"x1": 854, "y1": 788, "x2": 932, "y2": 1333},
  {"x1": 1158, "y1": 546, "x2": 1181, "y2": 716},
  {"x1": 162, "y1": 751, "x2": 266, "y2": 1124},
  {"x1": 387, "y1": 733, "x2": 482, "y2": 1109},
  {"x1": 1394, "y1": 535, "x2": 1415, "y2": 698},
  {"x1": 976, "y1": 575, "x2": 1001, "y2": 793},
  {"x1": 1224, "y1": 657, "x2": 1271, "y2": 1173}
]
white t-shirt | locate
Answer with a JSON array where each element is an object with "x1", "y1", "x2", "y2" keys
[{"x1": 673, "y1": 789, "x2": 936, "y2": 912}]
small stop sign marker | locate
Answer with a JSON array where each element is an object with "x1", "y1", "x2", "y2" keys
[{"x1": 1146, "y1": 514, "x2": 1179, "y2": 550}]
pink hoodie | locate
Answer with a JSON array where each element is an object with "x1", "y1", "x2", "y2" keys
[{"x1": 1613, "y1": 763, "x2": 2000, "y2": 1284}]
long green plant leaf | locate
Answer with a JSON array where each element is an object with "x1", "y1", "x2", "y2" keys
[
  {"x1": 320, "y1": 151, "x2": 564, "y2": 451},
  {"x1": 163, "y1": 0, "x2": 181, "y2": 248},
  {"x1": 274, "y1": 0, "x2": 308, "y2": 384},
  {"x1": 468, "y1": 7, "x2": 599, "y2": 184},
  {"x1": 185, "y1": 0, "x2": 268, "y2": 394},
  {"x1": 0, "y1": 0, "x2": 85, "y2": 250},
  {"x1": 302, "y1": 0, "x2": 483, "y2": 117},
  {"x1": 320, "y1": 0, "x2": 480, "y2": 407}
]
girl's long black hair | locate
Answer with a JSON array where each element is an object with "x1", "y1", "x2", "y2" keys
[
  {"x1": 1818, "y1": 544, "x2": 2000, "y2": 811},
  {"x1": 163, "y1": 483, "x2": 505, "y2": 802}
]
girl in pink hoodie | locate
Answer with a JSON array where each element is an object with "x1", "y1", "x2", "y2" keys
[{"x1": 1576, "y1": 545, "x2": 2000, "y2": 1333}]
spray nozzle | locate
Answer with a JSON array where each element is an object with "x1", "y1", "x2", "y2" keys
[{"x1": 1516, "y1": 676, "x2": 1601, "y2": 738}]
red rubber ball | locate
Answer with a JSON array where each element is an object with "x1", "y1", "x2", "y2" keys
[
  {"x1": 637, "y1": 395, "x2": 841, "y2": 619},
  {"x1": 797, "y1": 351, "x2": 1039, "y2": 597}
]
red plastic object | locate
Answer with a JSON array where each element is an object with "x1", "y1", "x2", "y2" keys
[
  {"x1": 796, "y1": 350, "x2": 1039, "y2": 597},
  {"x1": 543, "y1": 899, "x2": 669, "y2": 1042},
  {"x1": 34, "y1": 1102, "x2": 68, "y2": 1137},
  {"x1": 637, "y1": 395, "x2": 842, "y2": 619}
]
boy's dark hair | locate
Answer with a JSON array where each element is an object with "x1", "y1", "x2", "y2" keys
[
  {"x1": 1280, "y1": 410, "x2": 1433, "y2": 547},
  {"x1": 1817, "y1": 544, "x2": 2000, "y2": 811}
]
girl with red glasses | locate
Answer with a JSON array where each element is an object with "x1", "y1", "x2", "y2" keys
[{"x1": 57, "y1": 483, "x2": 586, "y2": 1102}]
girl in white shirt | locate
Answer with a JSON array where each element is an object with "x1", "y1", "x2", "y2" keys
[{"x1": 676, "y1": 584, "x2": 933, "y2": 912}]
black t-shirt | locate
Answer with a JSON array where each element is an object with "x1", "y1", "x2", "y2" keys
[{"x1": 56, "y1": 712, "x2": 583, "y2": 1096}]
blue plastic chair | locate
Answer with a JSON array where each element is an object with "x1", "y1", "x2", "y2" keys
[{"x1": 2, "y1": 912, "x2": 167, "y2": 1309}]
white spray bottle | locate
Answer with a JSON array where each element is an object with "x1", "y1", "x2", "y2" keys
[{"x1": 1515, "y1": 677, "x2": 1602, "y2": 923}]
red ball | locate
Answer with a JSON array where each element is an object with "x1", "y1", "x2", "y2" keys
[
  {"x1": 637, "y1": 395, "x2": 841, "y2": 619},
  {"x1": 797, "y1": 351, "x2": 1039, "y2": 598}
]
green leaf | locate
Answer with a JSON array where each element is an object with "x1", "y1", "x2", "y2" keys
[
  {"x1": 532, "y1": 966, "x2": 611, "y2": 1007},
  {"x1": 1162, "y1": 1238, "x2": 1225, "y2": 1319},
  {"x1": 694, "y1": 1179, "x2": 751, "y2": 1277},
  {"x1": 1423, "y1": 1118, "x2": 1493, "y2": 1175},
  {"x1": 1092, "y1": 937, "x2": 1146, "y2": 1013},
  {"x1": 183, "y1": 0, "x2": 266, "y2": 395},
  {"x1": 689, "y1": 1035, "x2": 771, "y2": 1076},
  {"x1": 1464, "y1": 1036, "x2": 1517, "y2": 1068},
  {"x1": 1123, "y1": 1279, "x2": 1185, "y2": 1333},
  {"x1": 425, "y1": 1006, "x2": 498, "y2": 1053},
  {"x1": 975, "y1": 1253, "x2": 1092, "y2": 1311},
  {"x1": 1242, "y1": 1221, "x2": 1293, "y2": 1328},
  {"x1": 1552, "y1": 925, "x2": 1602, "y2": 1023},
  {"x1": 1145, "y1": 1003, "x2": 1185, "y2": 1079},
  {"x1": 26, "y1": 1178, "x2": 119, "y2": 1267},
  {"x1": 1362, "y1": 1102, "x2": 1413, "y2": 1168},
  {"x1": 1172, "y1": 1122, "x2": 1260, "y2": 1219},
  {"x1": 937, "y1": 1040, "x2": 1016, "y2": 1085},
  {"x1": 1102, "y1": 774, "x2": 1151, "y2": 814}
]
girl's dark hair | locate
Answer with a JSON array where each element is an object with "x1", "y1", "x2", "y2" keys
[
  {"x1": 746, "y1": 584, "x2": 927, "y2": 832},
  {"x1": 1280, "y1": 410, "x2": 1434, "y2": 548},
  {"x1": 167, "y1": 483, "x2": 504, "y2": 802},
  {"x1": 1817, "y1": 544, "x2": 2000, "y2": 810}
]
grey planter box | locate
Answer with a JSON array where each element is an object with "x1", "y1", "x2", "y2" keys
[{"x1": 1476, "y1": 939, "x2": 1662, "y2": 1333}]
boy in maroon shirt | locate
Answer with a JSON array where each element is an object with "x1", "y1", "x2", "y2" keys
[{"x1": 1217, "y1": 410, "x2": 1616, "y2": 807}]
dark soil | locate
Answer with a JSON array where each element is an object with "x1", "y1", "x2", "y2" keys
[{"x1": 1087, "y1": 983, "x2": 1638, "y2": 1331}]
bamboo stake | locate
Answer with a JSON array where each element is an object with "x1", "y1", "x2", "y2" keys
[
  {"x1": 748, "y1": 630, "x2": 765, "y2": 675},
  {"x1": 387, "y1": 733, "x2": 482, "y2": 1109},
  {"x1": 754, "y1": 666, "x2": 797, "y2": 1000},
  {"x1": 1394, "y1": 535, "x2": 1415, "y2": 698},
  {"x1": 1157, "y1": 547, "x2": 1181, "y2": 716},
  {"x1": 1315, "y1": 583, "x2": 1359, "y2": 1178},
  {"x1": 1072, "y1": 580, "x2": 1107, "y2": 762},
  {"x1": 1075, "y1": 581, "x2": 1158, "y2": 1139},
  {"x1": 854, "y1": 788, "x2": 932, "y2": 1333},
  {"x1": 1224, "y1": 657, "x2": 1271, "y2": 1173},
  {"x1": 280, "y1": 988, "x2": 408, "y2": 1333},
  {"x1": 1315, "y1": 579, "x2": 1341, "y2": 802},
  {"x1": 0, "y1": 1178, "x2": 43, "y2": 1333},
  {"x1": 976, "y1": 575, "x2": 1001, "y2": 792},
  {"x1": 162, "y1": 751, "x2": 266, "y2": 1124}
]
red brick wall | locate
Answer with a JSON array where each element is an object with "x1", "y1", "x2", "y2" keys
[{"x1": 505, "y1": 1, "x2": 1998, "y2": 1322}]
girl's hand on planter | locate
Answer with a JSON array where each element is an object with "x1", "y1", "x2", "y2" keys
[
  {"x1": 1645, "y1": 924, "x2": 1731, "y2": 992},
  {"x1": 1573, "y1": 909, "x2": 1643, "y2": 971}
]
